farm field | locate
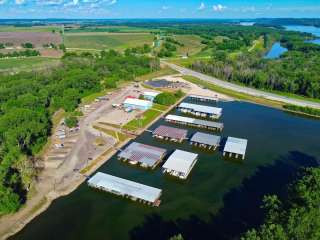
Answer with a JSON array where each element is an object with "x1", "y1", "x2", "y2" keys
[
  {"x1": 0, "y1": 25, "x2": 62, "y2": 32},
  {"x1": 0, "y1": 57, "x2": 60, "y2": 72},
  {"x1": 64, "y1": 33, "x2": 154, "y2": 51},
  {"x1": 64, "y1": 25, "x2": 155, "y2": 33}
]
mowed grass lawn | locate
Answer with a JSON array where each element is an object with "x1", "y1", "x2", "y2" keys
[
  {"x1": 64, "y1": 33, "x2": 154, "y2": 50},
  {"x1": 123, "y1": 109, "x2": 162, "y2": 131},
  {"x1": 0, "y1": 57, "x2": 60, "y2": 72}
]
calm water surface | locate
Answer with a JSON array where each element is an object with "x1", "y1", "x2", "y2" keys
[
  {"x1": 11, "y1": 101, "x2": 320, "y2": 240},
  {"x1": 264, "y1": 42, "x2": 288, "y2": 59},
  {"x1": 284, "y1": 25, "x2": 320, "y2": 45}
]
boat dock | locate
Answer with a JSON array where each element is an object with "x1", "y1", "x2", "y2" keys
[
  {"x1": 190, "y1": 132, "x2": 221, "y2": 150},
  {"x1": 88, "y1": 172, "x2": 162, "y2": 207},
  {"x1": 189, "y1": 94, "x2": 219, "y2": 102},
  {"x1": 152, "y1": 125, "x2": 188, "y2": 143},
  {"x1": 165, "y1": 114, "x2": 224, "y2": 131},
  {"x1": 223, "y1": 137, "x2": 248, "y2": 160},
  {"x1": 162, "y1": 150, "x2": 198, "y2": 180},
  {"x1": 178, "y1": 102, "x2": 222, "y2": 119},
  {"x1": 117, "y1": 142, "x2": 167, "y2": 169}
]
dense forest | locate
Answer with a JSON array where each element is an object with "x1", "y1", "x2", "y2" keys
[{"x1": 0, "y1": 50, "x2": 159, "y2": 214}]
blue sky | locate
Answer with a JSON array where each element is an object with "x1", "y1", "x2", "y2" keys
[{"x1": 0, "y1": 0, "x2": 319, "y2": 19}]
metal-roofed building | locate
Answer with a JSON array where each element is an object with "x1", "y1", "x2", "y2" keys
[
  {"x1": 118, "y1": 142, "x2": 166, "y2": 169},
  {"x1": 162, "y1": 150, "x2": 198, "y2": 180},
  {"x1": 223, "y1": 137, "x2": 248, "y2": 160},
  {"x1": 88, "y1": 172, "x2": 162, "y2": 206},
  {"x1": 190, "y1": 132, "x2": 221, "y2": 150},
  {"x1": 189, "y1": 94, "x2": 219, "y2": 102},
  {"x1": 178, "y1": 102, "x2": 222, "y2": 119},
  {"x1": 143, "y1": 91, "x2": 160, "y2": 102},
  {"x1": 165, "y1": 114, "x2": 224, "y2": 131},
  {"x1": 123, "y1": 98, "x2": 153, "y2": 110},
  {"x1": 152, "y1": 125, "x2": 188, "y2": 143}
]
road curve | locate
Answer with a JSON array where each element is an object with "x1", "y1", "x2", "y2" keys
[{"x1": 163, "y1": 61, "x2": 320, "y2": 109}]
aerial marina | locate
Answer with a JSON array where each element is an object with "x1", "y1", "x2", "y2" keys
[{"x1": 88, "y1": 94, "x2": 249, "y2": 205}]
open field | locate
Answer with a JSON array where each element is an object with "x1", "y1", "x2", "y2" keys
[
  {"x1": 174, "y1": 35, "x2": 205, "y2": 56},
  {"x1": 0, "y1": 32, "x2": 62, "y2": 47},
  {"x1": 0, "y1": 25, "x2": 62, "y2": 32},
  {"x1": 64, "y1": 25, "x2": 155, "y2": 33},
  {"x1": 64, "y1": 33, "x2": 154, "y2": 51},
  {"x1": 0, "y1": 57, "x2": 60, "y2": 72}
]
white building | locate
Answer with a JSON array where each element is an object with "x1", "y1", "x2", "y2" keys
[
  {"x1": 123, "y1": 98, "x2": 153, "y2": 110},
  {"x1": 143, "y1": 91, "x2": 160, "y2": 101}
]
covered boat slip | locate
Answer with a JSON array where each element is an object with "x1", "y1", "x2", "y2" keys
[
  {"x1": 190, "y1": 132, "x2": 221, "y2": 150},
  {"x1": 178, "y1": 102, "x2": 222, "y2": 119},
  {"x1": 165, "y1": 114, "x2": 224, "y2": 131},
  {"x1": 152, "y1": 125, "x2": 188, "y2": 143},
  {"x1": 118, "y1": 142, "x2": 166, "y2": 169},
  {"x1": 188, "y1": 94, "x2": 219, "y2": 102},
  {"x1": 223, "y1": 137, "x2": 248, "y2": 160},
  {"x1": 88, "y1": 172, "x2": 162, "y2": 206},
  {"x1": 162, "y1": 150, "x2": 199, "y2": 180}
]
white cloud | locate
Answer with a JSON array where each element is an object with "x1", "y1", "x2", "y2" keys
[
  {"x1": 161, "y1": 5, "x2": 170, "y2": 10},
  {"x1": 15, "y1": 0, "x2": 25, "y2": 4},
  {"x1": 37, "y1": 0, "x2": 63, "y2": 5},
  {"x1": 198, "y1": 2, "x2": 205, "y2": 10},
  {"x1": 0, "y1": 0, "x2": 6, "y2": 4},
  {"x1": 108, "y1": 0, "x2": 116, "y2": 5},
  {"x1": 213, "y1": 4, "x2": 226, "y2": 12}
]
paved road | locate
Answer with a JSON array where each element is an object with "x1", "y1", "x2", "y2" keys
[{"x1": 164, "y1": 61, "x2": 320, "y2": 109}]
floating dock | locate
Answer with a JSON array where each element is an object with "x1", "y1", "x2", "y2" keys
[
  {"x1": 162, "y1": 150, "x2": 198, "y2": 180},
  {"x1": 165, "y1": 114, "x2": 224, "y2": 131},
  {"x1": 118, "y1": 142, "x2": 166, "y2": 169},
  {"x1": 223, "y1": 137, "x2": 248, "y2": 160},
  {"x1": 178, "y1": 102, "x2": 222, "y2": 119},
  {"x1": 190, "y1": 132, "x2": 221, "y2": 150},
  {"x1": 152, "y1": 125, "x2": 188, "y2": 143},
  {"x1": 88, "y1": 172, "x2": 162, "y2": 207},
  {"x1": 189, "y1": 95, "x2": 219, "y2": 102}
]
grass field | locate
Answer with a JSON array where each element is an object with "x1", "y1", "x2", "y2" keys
[
  {"x1": 123, "y1": 109, "x2": 162, "y2": 131},
  {"x1": 0, "y1": 25, "x2": 62, "y2": 32},
  {"x1": 65, "y1": 26, "x2": 155, "y2": 33},
  {"x1": 174, "y1": 35, "x2": 205, "y2": 56},
  {"x1": 0, "y1": 57, "x2": 60, "y2": 72},
  {"x1": 64, "y1": 33, "x2": 154, "y2": 51}
]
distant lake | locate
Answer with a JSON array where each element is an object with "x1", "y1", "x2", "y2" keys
[
  {"x1": 284, "y1": 25, "x2": 320, "y2": 45},
  {"x1": 264, "y1": 42, "x2": 288, "y2": 59},
  {"x1": 11, "y1": 101, "x2": 320, "y2": 240}
]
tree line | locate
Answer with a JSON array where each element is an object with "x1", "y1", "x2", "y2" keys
[{"x1": 0, "y1": 50, "x2": 159, "y2": 215}]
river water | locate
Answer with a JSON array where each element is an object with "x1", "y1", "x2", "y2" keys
[{"x1": 11, "y1": 99, "x2": 320, "y2": 240}]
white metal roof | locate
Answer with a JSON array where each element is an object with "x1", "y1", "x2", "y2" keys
[
  {"x1": 88, "y1": 172, "x2": 162, "y2": 203},
  {"x1": 179, "y1": 102, "x2": 222, "y2": 115},
  {"x1": 224, "y1": 137, "x2": 248, "y2": 155},
  {"x1": 165, "y1": 114, "x2": 224, "y2": 129},
  {"x1": 191, "y1": 132, "x2": 221, "y2": 146},
  {"x1": 143, "y1": 91, "x2": 160, "y2": 97},
  {"x1": 162, "y1": 150, "x2": 198, "y2": 174},
  {"x1": 123, "y1": 98, "x2": 152, "y2": 107},
  {"x1": 189, "y1": 95, "x2": 219, "y2": 101}
]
